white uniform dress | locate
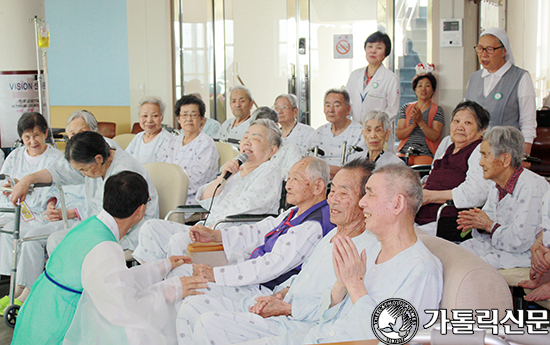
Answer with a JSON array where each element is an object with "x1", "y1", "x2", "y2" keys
[
  {"x1": 132, "y1": 160, "x2": 282, "y2": 263},
  {"x1": 418, "y1": 136, "x2": 493, "y2": 236},
  {"x1": 308, "y1": 122, "x2": 367, "y2": 167},
  {"x1": 176, "y1": 228, "x2": 378, "y2": 344},
  {"x1": 46, "y1": 149, "x2": 159, "y2": 251},
  {"x1": 202, "y1": 117, "x2": 222, "y2": 139},
  {"x1": 125, "y1": 128, "x2": 173, "y2": 164},
  {"x1": 0, "y1": 146, "x2": 73, "y2": 280},
  {"x1": 216, "y1": 117, "x2": 251, "y2": 143},
  {"x1": 158, "y1": 132, "x2": 219, "y2": 205},
  {"x1": 346, "y1": 65, "x2": 400, "y2": 124},
  {"x1": 269, "y1": 142, "x2": 302, "y2": 180},
  {"x1": 460, "y1": 168, "x2": 550, "y2": 269},
  {"x1": 0, "y1": 149, "x2": 4, "y2": 170},
  {"x1": 283, "y1": 123, "x2": 314, "y2": 156},
  {"x1": 63, "y1": 211, "x2": 184, "y2": 345},
  {"x1": 347, "y1": 150, "x2": 405, "y2": 169}
]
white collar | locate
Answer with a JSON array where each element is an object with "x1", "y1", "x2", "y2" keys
[
  {"x1": 481, "y1": 60, "x2": 512, "y2": 78},
  {"x1": 97, "y1": 210, "x2": 120, "y2": 241}
]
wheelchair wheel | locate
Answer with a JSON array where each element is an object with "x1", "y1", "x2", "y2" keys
[{"x1": 4, "y1": 304, "x2": 20, "y2": 328}]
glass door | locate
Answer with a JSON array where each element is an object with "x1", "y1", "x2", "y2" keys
[{"x1": 174, "y1": 0, "x2": 402, "y2": 129}]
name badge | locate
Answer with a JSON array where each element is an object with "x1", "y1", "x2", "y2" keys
[{"x1": 20, "y1": 201, "x2": 36, "y2": 222}]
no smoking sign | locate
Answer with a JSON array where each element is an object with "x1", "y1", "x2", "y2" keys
[{"x1": 334, "y1": 35, "x2": 353, "y2": 59}]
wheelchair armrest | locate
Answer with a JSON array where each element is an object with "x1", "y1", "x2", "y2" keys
[
  {"x1": 164, "y1": 205, "x2": 209, "y2": 221},
  {"x1": 224, "y1": 214, "x2": 278, "y2": 221},
  {"x1": 212, "y1": 213, "x2": 279, "y2": 230},
  {"x1": 176, "y1": 205, "x2": 208, "y2": 213},
  {"x1": 435, "y1": 200, "x2": 455, "y2": 223},
  {"x1": 187, "y1": 242, "x2": 224, "y2": 253}
]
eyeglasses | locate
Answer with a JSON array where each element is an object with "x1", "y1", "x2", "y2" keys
[
  {"x1": 474, "y1": 45, "x2": 504, "y2": 55},
  {"x1": 178, "y1": 112, "x2": 200, "y2": 119},
  {"x1": 273, "y1": 106, "x2": 291, "y2": 111}
]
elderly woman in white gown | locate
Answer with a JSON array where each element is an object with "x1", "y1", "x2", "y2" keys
[
  {"x1": 159, "y1": 94, "x2": 219, "y2": 205},
  {"x1": 133, "y1": 119, "x2": 283, "y2": 263},
  {"x1": 125, "y1": 96, "x2": 173, "y2": 164},
  {"x1": 250, "y1": 106, "x2": 302, "y2": 179},
  {"x1": 347, "y1": 110, "x2": 404, "y2": 168},
  {"x1": 459, "y1": 126, "x2": 550, "y2": 269},
  {"x1": 0, "y1": 112, "x2": 83, "y2": 308}
]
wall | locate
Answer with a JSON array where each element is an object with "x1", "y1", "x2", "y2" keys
[
  {"x1": 50, "y1": 105, "x2": 131, "y2": 135},
  {"x1": 127, "y1": 0, "x2": 174, "y2": 127},
  {"x1": 44, "y1": 0, "x2": 131, "y2": 132},
  {"x1": 432, "y1": 0, "x2": 479, "y2": 136}
]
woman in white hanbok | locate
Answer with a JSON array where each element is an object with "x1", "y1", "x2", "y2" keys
[
  {"x1": 159, "y1": 94, "x2": 219, "y2": 206},
  {"x1": 125, "y1": 96, "x2": 173, "y2": 164}
]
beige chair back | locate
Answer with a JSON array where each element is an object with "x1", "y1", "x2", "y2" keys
[
  {"x1": 417, "y1": 231, "x2": 513, "y2": 315},
  {"x1": 143, "y1": 162, "x2": 189, "y2": 222},
  {"x1": 113, "y1": 133, "x2": 136, "y2": 150},
  {"x1": 215, "y1": 141, "x2": 240, "y2": 169}
]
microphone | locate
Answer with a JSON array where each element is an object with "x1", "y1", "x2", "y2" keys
[{"x1": 222, "y1": 153, "x2": 248, "y2": 181}]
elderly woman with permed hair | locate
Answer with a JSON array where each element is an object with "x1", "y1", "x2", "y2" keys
[
  {"x1": 126, "y1": 96, "x2": 173, "y2": 164},
  {"x1": 459, "y1": 126, "x2": 549, "y2": 269},
  {"x1": 416, "y1": 101, "x2": 493, "y2": 241}
]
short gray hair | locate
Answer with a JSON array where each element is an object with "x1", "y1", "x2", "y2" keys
[
  {"x1": 138, "y1": 96, "x2": 166, "y2": 116},
  {"x1": 251, "y1": 106, "x2": 278, "y2": 123},
  {"x1": 66, "y1": 110, "x2": 98, "y2": 132},
  {"x1": 363, "y1": 111, "x2": 390, "y2": 131},
  {"x1": 374, "y1": 164, "x2": 423, "y2": 215},
  {"x1": 482, "y1": 126, "x2": 524, "y2": 168},
  {"x1": 275, "y1": 94, "x2": 298, "y2": 109},
  {"x1": 250, "y1": 118, "x2": 282, "y2": 148},
  {"x1": 302, "y1": 156, "x2": 330, "y2": 188},
  {"x1": 324, "y1": 88, "x2": 350, "y2": 106},
  {"x1": 231, "y1": 85, "x2": 254, "y2": 102}
]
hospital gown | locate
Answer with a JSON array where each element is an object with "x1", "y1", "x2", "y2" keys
[
  {"x1": 177, "y1": 228, "x2": 378, "y2": 344},
  {"x1": 347, "y1": 150, "x2": 405, "y2": 169},
  {"x1": 283, "y1": 123, "x2": 314, "y2": 156},
  {"x1": 46, "y1": 148, "x2": 159, "y2": 251},
  {"x1": 301, "y1": 240, "x2": 442, "y2": 344},
  {"x1": 132, "y1": 160, "x2": 282, "y2": 263},
  {"x1": 203, "y1": 117, "x2": 222, "y2": 139},
  {"x1": 158, "y1": 131, "x2": 219, "y2": 205},
  {"x1": 308, "y1": 122, "x2": 367, "y2": 166},
  {"x1": 0, "y1": 146, "x2": 67, "y2": 279},
  {"x1": 125, "y1": 128, "x2": 173, "y2": 164},
  {"x1": 270, "y1": 142, "x2": 302, "y2": 179},
  {"x1": 460, "y1": 168, "x2": 550, "y2": 269},
  {"x1": 63, "y1": 211, "x2": 184, "y2": 345},
  {"x1": 216, "y1": 117, "x2": 251, "y2": 143}
]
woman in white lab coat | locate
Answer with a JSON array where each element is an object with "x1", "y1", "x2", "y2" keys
[{"x1": 346, "y1": 31, "x2": 400, "y2": 151}]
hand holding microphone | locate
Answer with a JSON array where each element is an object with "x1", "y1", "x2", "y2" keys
[{"x1": 220, "y1": 153, "x2": 248, "y2": 182}]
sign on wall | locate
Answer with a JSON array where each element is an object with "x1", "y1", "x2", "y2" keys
[
  {"x1": 334, "y1": 35, "x2": 353, "y2": 59},
  {"x1": 0, "y1": 71, "x2": 44, "y2": 147}
]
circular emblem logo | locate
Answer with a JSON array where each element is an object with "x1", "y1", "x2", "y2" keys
[
  {"x1": 372, "y1": 82, "x2": 379, "y2": 89},
  {"x1": 494, "y1": 92, "x2": 502, "y2": 100},
  {"x1": 371, "y1": 298, "x2": 419, "y2": 345}
]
